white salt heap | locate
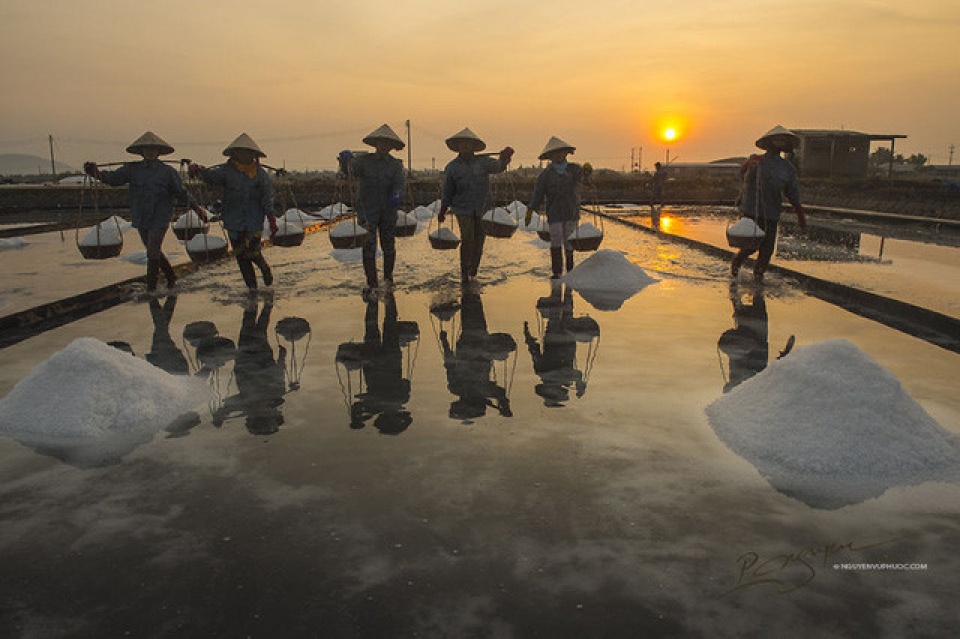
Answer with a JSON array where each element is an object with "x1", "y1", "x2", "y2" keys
[
  {"x1": 397, "y1": 211, "x2": 419, "y2": 228},
  {"x1": 568, "y1": 222, "x2": 603, "y2": 240},
  {"x1": 505, "y1": 200, "x2": 528, "y2": 218},
  {"x1": 411, "y1": 205, "x2": 434, "y2": 221},
  {"x1": 483, "y1": 207, "x2": 518, "y2": 227},
  {"x1": 427, "y1": 199, "x2": 442, "y2": 213},
  {"x1": 281, "y1": 208, "x2": 317, "y2": 225},
  {"x1": 317, "y1": 202, "x2": 350, "y2": 220},
  {"x1": 173, "y1": 209, "x2": 207, "y2": 230},
  {"x1": 430, "y1": 227, "x2": 459, "y2": 241},
  {"x1": 79, "y1": 216, "x2": 128, "y2": 246},
  {"x1": 330, "y1": 219, "x2": 367, "y2": 238},
  {"x1": 186, "y1": 234, "x2": 227, "y2": 252},
  {"x1": 727, "y1": 217, "x2": 765, "y2": 239},
  {"x1": 562, "y1": 250, "x2": 657, "y2": 311},
  {"x1": 272, "y1": 218, "x2": 304, "y2": 237},
  {"x1": 0, "y1": 237, "x2": 28, "y2": 250},
  {"x1": 0, "y1": 338, "x2": 207, "y2": 466},
  {"x1": 707, "y1": 339, "x2": 959, "y2": 507}
]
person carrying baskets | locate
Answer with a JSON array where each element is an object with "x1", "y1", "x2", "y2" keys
[
  {"x1": 84, "y1": 131, "x2": 203, "y2": 292},
  {"x1": 338, "y1": 124, "x2": 406, "y2": 297},
  {"x1": 189, "y1": 133, "x2": 279, "y2": 291},
  {"x1": 730, "y1": 125, "x2": 807, "y2": 284},
  {"x1": 438, "y1": 127, "x2": 514, "y2": 285},
  {"x1": 526, "y1": 136, "x2": 587, "y2": 279}
]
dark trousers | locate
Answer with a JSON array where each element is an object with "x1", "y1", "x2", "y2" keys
[
  {"x1": 138, "y1": 228, "x2": 175, "y2": 290},
  {"x1": 361, "y1": 214, "x2": 398, "y2": 285},
  {"x1": 456, "y1": 214, "x2": 486, "y2": 279},
  {"x1": 732, "y1": 218, "x2": 779, "y2": 274}
]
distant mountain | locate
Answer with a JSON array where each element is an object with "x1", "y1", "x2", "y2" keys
[{"x1": 0, "y1": 153, "x2": 76, "y2": 176}]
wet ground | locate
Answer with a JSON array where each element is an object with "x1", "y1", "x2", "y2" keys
[{"x1": 1, "y1": 216, "x2": 959, "y2": 637}]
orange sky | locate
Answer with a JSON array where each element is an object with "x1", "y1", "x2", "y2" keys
[{"x1": 2, "y1": 0, "x2": 958, "y2": 170}]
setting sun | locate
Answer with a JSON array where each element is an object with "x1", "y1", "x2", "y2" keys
[{"x1": 663, "y1": 128, "x2": 677, "y2": 142}]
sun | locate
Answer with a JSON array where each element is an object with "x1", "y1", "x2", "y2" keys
[{"x1": 663, "y1": 127, "x2": 677, "y2": 142}]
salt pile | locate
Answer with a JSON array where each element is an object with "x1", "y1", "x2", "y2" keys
[
  {"x1": 173, "y1": 209, "x2": 207, "y2": 231},
  {"x1": 707, "y1": 339, "x2": 960, "y2": 508},
  {"x1": 281, "y1": 208, "x2": 317, "y2": 225},
  {"x1": 396, "y1": 211, "x2": 419, "y2": 228},
  {"x1": 727, "y1": 217, "x2": 764, "y2": 239},
  {"x1": 185, "y1": 234, "x2": 228, "y2": 252},
  {"x1": 0, "y1": 338, "x2": 207, "y2": 466},
  {"x1": 427, "y1": 199, "x2": 442, "y2": 213},
  {"x1": 79, "y1": 216, "x2": 128, "y2": 246},
  {"x1": 562, "y1": 249, "x2": 657, "y2": 311},
  {"x1": 317, "y1": 202, "x2": 350, "y2": 220},
  {"x1": 568, "y1": 222, "x2": 603, "y2": 239},
  {"x1": 330, "y1": 219, "x2": 367, "y2": 238},
  {"x1": 483, "y1": 207, "x2": 517, "y2": 226},
  {"x1": 0, "y1": 237, "x2": 28, "y2": 250},
  {"x1": 430, "y1": 227, "x2": 459, "y2": 241},
  {"x1": 411, "y1": 205, "x2": 435, "y2": 221},
  {"x1": 505, "y1": 200, "x2": 528, "y2": 219},
  {"x1": 272, "y1": 218, "x2": 304, "y2": 237}
]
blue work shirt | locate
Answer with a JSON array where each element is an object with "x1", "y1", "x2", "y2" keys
[
  {"x1": 441, "y1": 154, "x2": 508, "y2": 217},
  {"x1": 529, "y1": 162, "x2": 584, "y2": 224},
  {"x1": 100, "y1": 160, "x2": 191, "y2": 230},
  {"x1": 351, "y1": 152, "x2": 405, "y2": 225},
  {"x1": 739, "y1": 151, "x2": 801, "y2": 221},
  {"x1": 199, "y1": 162, "x2": 274, "y2": 232}
]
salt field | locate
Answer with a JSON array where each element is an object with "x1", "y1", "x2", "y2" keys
[{"x1": 1, "y1": 213, "x2": 959, "y2": 637}]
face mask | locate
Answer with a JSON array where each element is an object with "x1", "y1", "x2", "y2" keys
[{"x1": 551, "y1": 160, "x2": 568, "y2": 174}]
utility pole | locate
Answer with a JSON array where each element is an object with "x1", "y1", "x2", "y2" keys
[
  {"x1": 48, "y1": 134, "x2": 57, "y2": 183},
  {"x1": 638, "y1": 146, "x2": 642, "y2": 173},
  {"x1": 405, "y1": 119, "x2": 412, "y2": 177},
  {"x1": 630, "y1": 147, "x2": 636, "y2": 172},
  {"x1": 949, "y1": 144, "x2": 955, "y2": 167}
]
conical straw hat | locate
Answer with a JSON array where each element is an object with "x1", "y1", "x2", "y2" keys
[
  {"x1": 445, "y1": 127, "x2": 486, "y2": 153},
  {"x1": 126, "y1": 131, "x2": 174, "y2": 155},
  {"x1": 362, "y1": 124, "x2": 405, "y2": 150},
  {"x1": 222, "y1": 133, "x2": 266, "y2": 158},
  {"x1": 538, "y1": 136, "x2": 576, "y2": 160},
  {"x1": 755, "y1": 125, "x2": 800, "y2": 151}
]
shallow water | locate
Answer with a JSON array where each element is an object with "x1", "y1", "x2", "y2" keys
[{"x1": 1, "y1": 220, "x2": 959, "y2": 637}]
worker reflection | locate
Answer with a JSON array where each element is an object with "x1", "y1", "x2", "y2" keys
[
  {"x1": 718, "y1": 282, "x2": 792, "y2": 392},
  {"x1": 146, "y1": 295, "x2": 189, "y2": 376},
  {"x1": 439, "y1": 291, "x2": 512, "y2": 421},
  {"x1": 212, "y1": 295, "x2": 286, "y2": 434},
  {"x1": 524, "y1": 284, "x2": 586, "y2": 406},
  {"x1": 350, "y1": 293, "x2": 413, "y2": 435}
]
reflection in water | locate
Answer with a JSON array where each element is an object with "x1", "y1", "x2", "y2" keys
[
  {"x1": 211, "y1": 296, "x2": 286, "y2": 435},
  {"x1": 336, "y1": 294, "x2": 419, "y2": 435},
  {"x1": 524, "y1": 283, "x2": 600, "y2": 406},
  {"x1": 275, "y1": 317, "x2": 312, "y2": 392},
  {"x1": 438, "y1": 291, "x2": 515, "y2": 422},
  {"x1": 147, "y1": 296, "x2": 189, "y2": 376},
  {"x1": 717, "y1": 282, "x2": 793, "y2": 393}
]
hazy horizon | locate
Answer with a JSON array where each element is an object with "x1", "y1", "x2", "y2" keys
[{"x1": 2, "y1": 1, "x2": 957, "y2": 172}]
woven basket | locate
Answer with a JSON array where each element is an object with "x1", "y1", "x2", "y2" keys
[
  {"x1": 78, "y1": 243, "x2": 122, "y2": 259},
  {"x1": 568, "y1": 234, "x2": 603, "y2": 252},
  {"x1": 271, "y1": 231, "x2": 305, "y2": 247}
]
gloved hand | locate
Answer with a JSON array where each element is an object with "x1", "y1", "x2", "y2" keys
[
  {"x1": 582, "y1": 162, "x2": 594, "y2": 178},
  {"x1": 83, "y1": 162, "x2": 101, "y2": 179},
  {"x1": 338, "y1": 150, "x2": 354, "y2": 162},
  {"x1": 192, "y1": 204, "x2": 208, "y2": 223},
  {"x1": 388, "y1": 191, "x2": 401, "y2": 210},
  {"x1": 438, "y1": 204, "x2": 449, "y2": 224},
  {"x1": 268, "y1": 213, "x2": 279, "y2": 237},
  {"x1": 188, "y1": 163, "x2": 204, "y2": 179},
  {"x1": 794, "y1": 205, "x2": 807, "y2": 231},
  {"x1": 524, "y1": 208, "x2": 534, "y2": 226},
  {"x1": 499, "y1": 146, "x2": 515, "y2": 163}
]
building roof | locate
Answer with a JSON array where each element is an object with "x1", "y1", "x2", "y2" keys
[{"x1": 791, "y1": 128, "x2": 907, "y2": 141}]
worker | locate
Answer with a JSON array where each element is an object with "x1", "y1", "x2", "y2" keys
[
  {"x1": 731, "y1": 125, "x2": 807, "y2": 283},
  {"x1": 438, "y1": 127, "x2": 513, "y2": 285},
  {"x1": 189, "y1": 133, "x2": 279, "y2": 290},
  {"x1": 526, "y1": 136, "x2": 587, "y2": 278},
  {"x1": 338, "y1": 124, "x2": 406, "y2": 297},
  {"x1": 84, "y1": 131, "x2": 201, "y2": 292}
]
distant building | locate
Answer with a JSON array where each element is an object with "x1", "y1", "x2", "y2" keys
[
  {"x1": 791, "y1": 129, "x2": 907, "y2": 178},
  {"x1": 660, "y1": 162, "x2": 741, "y2": 179},
  {"x1": 919, "y1": 164, "x2": 960, "y2": 180}
]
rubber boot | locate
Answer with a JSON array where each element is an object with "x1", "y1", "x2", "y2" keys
[
  {"x1": 383, "y1": 251, "x2": 396, "y2": 285},
  {"x1": 254, "y1": 255, "x2": 273, "y2": 286},
  {"x1": 550, "y1": 247, "x2": 563, "y2": 279},
  {"x1": 237, "y1": 258, "x2": 258, "y2": 290},
  {"x1": 145, "y1": 259, "x2": 160, "y2": 292},
  {"x1": 362, "y1": 252, "x2": 378, "y2": 289},
  {"x1": 159, "y1": 254, "x2": 176, "y2": 288},
  {"x1": 565, "y1": 249, "x2": 575, "y2": 273}
]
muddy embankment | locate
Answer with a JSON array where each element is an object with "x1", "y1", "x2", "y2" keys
[{"x1": 2, "y1": 173, "x2": 958, "y2": 223}]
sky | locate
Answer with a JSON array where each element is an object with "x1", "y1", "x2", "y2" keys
[{"x1": 1, "y1": 0, "x2": 958, "y2": 171}]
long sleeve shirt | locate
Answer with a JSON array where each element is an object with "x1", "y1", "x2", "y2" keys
[
  {"x1": 441, "y1": 154, "x2": 509, "y2": 217},
  {"x1": 529, "y1": 163, "x2": 583, "y2": 224},
  {"x1": 351, "y1": 152, "x2": 405, "y2": 224},
  {"x1": 199, "y1": 163, "x2": 274, "y2": 233},
  {"x1": 739, "y1": 151, "x2": 801, "y2": 222},
  {"x1": 99, "y1": 160, "x2": 192, "y2": 230}
]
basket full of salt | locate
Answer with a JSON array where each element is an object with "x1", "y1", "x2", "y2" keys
[
  {"x1": 567, "y1": 222, "x2": 603, "y2": 251},
  {"x1": 330, "y1": 218, "x2": 368, "y2": 249},
  {"x1": 270, "y1": 219, "x2": 305, "y2": 247},
  {"x1": 78, "y1": 216, "x2": 125, "y2": 259},
  {"x1": 185, "y1": 234, "x2": 229, "y2": 263},
  {"x1": 172, "y1": 209, "x2": 209, "y2": 241},
  {"x1": 428, "y1": 225, "x2": 460, "y2": 250},
  {"x1": 726, "y1": 217, "x2": 765, "y2": 250},
  {"x1": 481, "y1": 207, "x2": 519, "y2": 239},
  {"x1": 395, "y1": 211, "x2": 419, "y2": 237}
]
